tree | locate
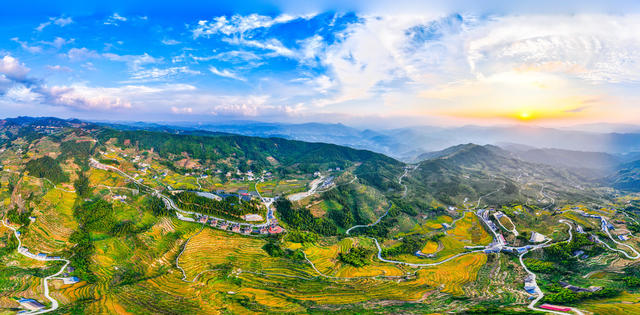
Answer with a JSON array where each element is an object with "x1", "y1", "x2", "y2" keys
[
  {"x1": 74, "y1": 172, "x2": 91, "y2": 198},
  {"x1": 25, "y1": 156, "x2": 68, "y2": 184}
]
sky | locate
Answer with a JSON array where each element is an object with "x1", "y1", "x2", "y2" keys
[{"x1": 1, "y1": 0, "x2": 640, "y2": 128}]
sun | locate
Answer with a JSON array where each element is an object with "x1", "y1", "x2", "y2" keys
[{"x1": 518, "y1": 111, "x2": 532, "y2": 120}]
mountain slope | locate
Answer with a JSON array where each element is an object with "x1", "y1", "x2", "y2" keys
[
  {"x1": 505, "y1": 147, "x2": 621, "y2": 171},
  {"x1": 610, "y1": 159, "x2": 640, "y2": 192},
  {"x1": 406, "y1": 144, "x2": 608, "y2": 207}
]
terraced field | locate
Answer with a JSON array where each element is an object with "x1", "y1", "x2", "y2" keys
[
  {"x1": 414, "y1": 253, "x2": 487, "y2": 295},
  {"x1": 580, "y1": 292, "x2": 640, "y2": 314},
  {"x1": 304, "y1": 237, "x2": 406, "y2": 278}
]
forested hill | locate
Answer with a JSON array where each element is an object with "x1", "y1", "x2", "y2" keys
[
  {"x1": 97, "y1": 127, "x2": 401, "y2": 170},
  {"x1": 610, "y1": 159, "x2": 640, "y2": 192},
  {"x1": 405, "y1": 143, "x2": 607, "y2": 207}
]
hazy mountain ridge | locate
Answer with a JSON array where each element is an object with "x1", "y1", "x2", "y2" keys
[
  {"x1": 610, "y1": 159, "x2": 640, "y2": 192},
  {"x1": 105, "y1": 120, "x2": 640, "y2": 162}
]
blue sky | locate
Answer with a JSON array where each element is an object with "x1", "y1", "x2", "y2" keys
[{"x1": 1, "y1": 0, "x2": 640, "y2": 127}]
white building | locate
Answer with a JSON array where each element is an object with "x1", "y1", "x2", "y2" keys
[{"x1": 529, "y1": 232, "x2": 546, "y2": 243}]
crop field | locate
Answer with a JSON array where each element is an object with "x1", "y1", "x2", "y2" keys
[
  {"x1": 497, "y1": 216, "x2": 515, "y2": 231},
  {"x1": 302, "y1": 199, "x2": 343, "y2": 218},
  {"x1": 414, "y1": 253, "x2": 487, "y2": 295},
  {"x1": 22, "y1": 188, "x2": 77, "y2": 252},
  {"x1": 257, "y1": 179, "x2": 309, "y2": 197},
  {"x1": 408, "y1": 215, "x2": 454, "y2": 235},
  {"x1": 304, "y1": 237, "x2": 406, "y2": 278},
  {"x1": 447, "y1": 214, "x2": 492, "y2": 246},
  {"x1": 422, "y1": 241, "x2": 439, "y2": 254},
  {"x1": 388, "y1": 214, "x2": 491, "y2": 265},
  {"x1": 89, "y1": 169, "x2": 128, "y2": 188},
  {"x1": 161, "y1": 173, "x2": 200, "y2": 190},
  {"x1": 579, "y1": 292, "x2": 640, "y2": 314}
]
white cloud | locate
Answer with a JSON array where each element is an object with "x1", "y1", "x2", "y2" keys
[
  {"x1": 161, "y1": 39, "x2": 181, "y2": 45},
  {"x1": 104, "y1": 13, "x2": 128, "y2": 25},
  {"x1": 171, "y1": 106, "x2": 193, "y2": 114},
  {"x1": 209, "y1": 66, "x2": 245, "y2": 81},
  {"x1": 36, "y1": 16, "x2": 73, "y2": 31},
  {"x1": 191, "y1": 14, "x2": 307, "y2": 38},
  {"x1": 129, "y1": 66, "x2": 201, "y2": 81},
  {"x1": 82, "y1": 62, "x2": 96, "y2": 71},
  {"x1": 11, "y1": 38, "x2": 43, "y2": 54},
  {"x1": 0, "y1": 55, "x2": 31, "y2": 80},
  {"x1": 36, "y1": 83, "x2": 194, "y2": 111},
  {"x1": 46, "y1": 65, "x2": 73, "y2": 72},
  {"x1": 42, "y1": 84, "x2": 132, "y2": 110},
  {"x1": 66, "y1": 47, "x2": 100, "y2": 61},
  {"x1": 213, "y1": 50, "x2": 261, "y2": 63},
  {"x1": 289, "y1": 12, "x2": 640, "y2": 115},
  {"x1": 465, "y1": 14, "x2": 640, "y2": 83},
  {"x1": 40, "y1": 37, "x2": 74, "y2": 49},
  {"x1": 5, "y1": 86, "x2": 41, "y2": 103},
  {"x1": 103, "y1": 52, "x2": 161, "y2": 71},
  {"x1": 207, "y1": 95, "x2": 304, "y2": 117}
]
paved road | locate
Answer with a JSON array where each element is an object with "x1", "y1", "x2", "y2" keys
[
  {"x1": 344, "y1": 165, "x2": 488, "y2": 268},
  {"x1": 519, "y1": 220, "x2": 584, "y2": 315},
  {"x1": 598, "y1": 220, "x2": 640, "y2": 259},
  {"x1": 3, "y1": 220, "x2": 70, "y2": 314},
  {"x1": 345, "y1": 166, "x2": 412, "y2": 235},
  {"x1": 287, "y1": 175, "x2": 325, "y2": 201}
]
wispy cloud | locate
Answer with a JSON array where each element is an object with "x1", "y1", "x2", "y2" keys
[
  {"x1": 191, "y1": 14, "x2": 309, "y2": 38},
  {"x1": 102, "y1": 52, "x2": 161, "y2": 71},
  {"x1": 46, "y1": 65, "x2": 73, "y2": 72},
  {"x1": 11, "y1": 38, "x2": 42, "y2": 54},
  {"x1": 39, "y1": 37, "x2": 74, "y2": 49},
  {"x1": 171, "y1": 106, "x2": 193, "y2": 114},
  {"x1": 104, "y1": 13, "x2": 128, "y2": 26},
  {"x1": 128, "y1": 66, "x2": 201, "y2": 82},
  {"x1": 66, "y1": 47, "x2": 100, "y2": 61},
  {"x1": 161, "y1": 39, "x2": 181, "y2": 45},
  {"x1": 36, "y1": 16, "x2": 73, "y2": 32},
  {"x1": 209, "y1": 66, "x2": 245, "y2": 81}
]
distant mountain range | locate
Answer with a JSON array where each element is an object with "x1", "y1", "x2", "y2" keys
[
  {"x1": 3, "y1": 116, "x2": 640, "y2": 195},
  {"x1": 103, "y1": 120, "x2": 640, "y2": 163}
]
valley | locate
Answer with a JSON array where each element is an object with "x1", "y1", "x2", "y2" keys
[{"x1": 1, "y1": 117, "x2": 640, "y2": 314}]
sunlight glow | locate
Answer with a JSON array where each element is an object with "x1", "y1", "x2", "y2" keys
[{"x1": 518, "y1": 111, "x2": 532, "y2": 120}]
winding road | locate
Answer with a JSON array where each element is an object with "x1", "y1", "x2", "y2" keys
[
  {"x1": 519, "y1": 220, "x2": 585, "y2": 315},
  {"x1": 345, "y1": 166, "x2": 412, "y2": 235},
  {"x1": 343, "y1": 165, "x2": 489, "y2": 268},
  {"x1": 3, "y1": 219, "x2": 70, "y2": 314},
  {"x1": 90, "y1": 158, "x2": 276, "y2": 229}
]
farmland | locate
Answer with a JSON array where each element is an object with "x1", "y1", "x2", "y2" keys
[{"x1": 2, "y1": 118, "x2": 640, "y2": 314}]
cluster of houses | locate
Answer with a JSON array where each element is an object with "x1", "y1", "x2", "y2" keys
[
  {"x1": 478, "y1": 209, "x2": 499, "y2": 232},
  {"x1": 558, "y1": 281, "x2": 601, "y2": 293},
  {"x1": 476, "y1": 209, "x2": 541, "y2": 254},
  {"x1": 17, "y1": 298, "x2": 46, "y2": 311},
  {"x1": 576, "y1": 210, "x2": 633, "y2": 240},
  {"x1": 414, "y1": 250, "x2": 436, "y2": 258},
  {"x1": 317, "y1": 176, "x2": 335, "y2": 190},
  {"x1": 524, "y1": 274, "x2": 537, "y2": 294},
  {"x1": 17, "y1": 247, "x2": 61, "y2": 261},
  {"x1": 242, "y1": 214, "x2": 264, "y2": 222},
  {"x1": 196, "y1": 215, "x2": 283, "y2": 235},
  {"x1": 112, "y1": 195, "x2": 127, "y2": 202}
]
